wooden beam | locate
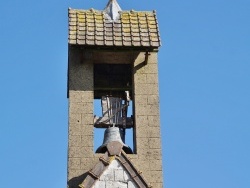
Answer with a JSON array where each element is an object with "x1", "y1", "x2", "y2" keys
[{"x1": 94, "y1": 116, "x2": 133, "y2": 128}]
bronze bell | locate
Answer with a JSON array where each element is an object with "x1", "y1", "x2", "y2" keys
[{"x1": 96, "y1": 127, "x2": 133, "y2": 154}]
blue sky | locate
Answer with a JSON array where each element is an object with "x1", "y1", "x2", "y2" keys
[{"x1": 1, "y1": 0, "x2": 250, "y2": 187}]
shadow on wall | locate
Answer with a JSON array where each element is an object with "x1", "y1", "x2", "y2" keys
[{"x1": 68, "y1": 172, "x2": 88, "y2": 188}]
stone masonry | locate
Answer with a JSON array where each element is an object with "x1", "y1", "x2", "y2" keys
[
  {"x1": 68, "y1": 47, "x2": 96, "y2": 185},
  {"x1": 67, "y1": 48, "x2": 163, "y2": 187},
  {"x1": 93, "y1": 159, "x2": 138, "y2": 188},
  {"x1": 131, "y1": 52, "x2": 163, "y2": 188}
]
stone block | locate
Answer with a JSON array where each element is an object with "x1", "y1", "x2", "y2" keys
[
  {"x1": 143, "y1": 63, "x2": 158, "y2": 74},
  {"x1": 69, "y1": 113, "x2": 81, "y2": 124},
  {"x1": 149, "y1": 160, "x2": 162, "y2": 171},
  {"x1": 69, "y1": 91, "x2": 93, "y2": 103},
  {"x1": 148, "y1": 115, "x2": 160, "y2": 127},
  {"x1": 69, "y1": 102, "x2": 93, "y2": 114},
  {"x1": 136, "y1": 125, "x2": 159, "y2": 136},
  {"x1": 114, "y1": 169, "x2": 125, "y2": 182},
  {"x1": 68, "y1": 91, "x2": 82, "y2": 102},
  {"x1": 81, "y1": 91, "x2": 94, "y2": 102},
  {"x1": 149, "y1": 171, "x2": 163, "y2": 183},
  {"x1": 68, "y1": 158, "x2": 81, "y2": 170},
  {"x1": 84, "y1": 103, "x2": 94, "y2": 114},
  {"x1": 135, "y1": 104, "x2": 148, "y2": 116},
  {"x1": 147, "y1": 149, "x2": 162, "y2": 160},
  {"x1": 136, "y1": 127, "x2": 149, "y2": 139},
  {"x1": 136, "y1": 147, "x2": 150, "y2": 158},
  {"x1": 81, "y1": 114, "x2": 94, "y2": 125},
  {"x1": 80, "y1": 125, "x2": 94, "y2": 136},
  {"x1": 136, "y1": 137, "x2": 149, "y2": 148},
  {"x1": 68, "y1": 135, "x2": 81, "y2": 147},
  {"x1": 106, "y1": 181, "x2": 127, "y2": 188},
  {"x1": 68, "y1": 146, "x2": 81, "y2": 158},
  {"x1": 135, "y1": 160, "x2": 150, "y2": 171},
  {"x1": 135, "y1": 127, "x2": 147, "y2": 139},
  {"x1": 134, "y1": 83, "x2": 158, "y2": 95},
  {"x1": 81, "y1": 135, "x2": 94, "y2": 147},
  {"x1": 93, "y1": 181, "x2": 106, "y2": 188},
  {"x1": 69, "y1": 123, "x2": 93, "y2": 136},
  {"x1": 137, "y1": 149, "x2": 162, "y2": 160},
  {"x1": 69, "y1": 146, "x2": 93, "y2": 159},
  {"x1": 134, "y1": 73, "x2": 146, "y2": 84},
  {"x1": 147, "y1": 127, "x2": 161, "y2": 138},
  {"x1": 147, "y1": 95, "x2": 159, "y2": 105},
  {"x1": 68, "y1": 146, "x2": 94, "y2": 159},
  {"x1": 136, "y1": 126, "x2": 160, "y2": 139},
  {"x1": 100, "y1": 169, "x2": 114, "y2": 181},
  {"x1": 136, "y1": 104, "x2": 159, "y2": 116},
  {"x1": 69, "y1": 90, "x2": 94, "y2": 103},
  {"x1": 135, "y1": 115, "x2": 148, "y2": 126},
  {"x1": 79, "y1": 146, "x2": 94, "y2": 157},
  {"x1": 111, "y1": 159, "x2": 123, "y2": 170},
  {"x1": 149, "y1": 138, "x2": 161, "y2": 149},
  {"x1": 146, "y1": 73, "x2": 159, "y2": 84},
  {"x1": 147, "y1": 52, "x2": 158, "y2": 62},
  {"x1": 69, "y1": 124, "x2": 82, "y2": 136},
  {"x1": 134, "y1": 95, "x2": 148, "y2": 104},
  {"x1": 136, "y1": 125, "x2": 148, "y2": 138}
]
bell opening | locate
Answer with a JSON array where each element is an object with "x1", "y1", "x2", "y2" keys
[
  {"x1": 93, "y1": 63, "x2": 134, "y2": 154},
  {"x1": 94, "y1": 97, "x2": 134, "y2": 154}
]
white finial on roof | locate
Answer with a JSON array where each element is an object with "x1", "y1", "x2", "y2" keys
[{"x1": 104, "y1": 0, "x2": 122, "y2": 21}]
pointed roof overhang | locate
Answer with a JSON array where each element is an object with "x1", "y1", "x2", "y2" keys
[{"x1": 79, "y1": 141, "x2": 151, "y2": 188}]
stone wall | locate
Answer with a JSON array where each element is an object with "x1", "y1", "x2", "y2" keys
[
  {"x1": 132, "y1": 52, "x2": 163, "y2": 188},
  {"x1": 67, "y1": 48, "x2": 163, "y2": 188},
  {"x1": 68, "y1": 47, "x2": 98, "y2": 187}
]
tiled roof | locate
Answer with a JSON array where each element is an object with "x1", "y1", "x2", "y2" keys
[{"x1": 68, "y1": 8, "x2": 161, "y2": 48}]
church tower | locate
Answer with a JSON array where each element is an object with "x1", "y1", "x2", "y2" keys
[{"x1": 67, "y1": 0, "x2": 163, "y2": 187}]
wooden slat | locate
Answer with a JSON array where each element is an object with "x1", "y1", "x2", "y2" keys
[{"x1": 94, "y1": 116, "x2": 133, "y2": 128}]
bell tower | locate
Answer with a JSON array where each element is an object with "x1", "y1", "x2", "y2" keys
[{"x1": 67, "y1": 0, "x2": 163, "y2": 187}]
